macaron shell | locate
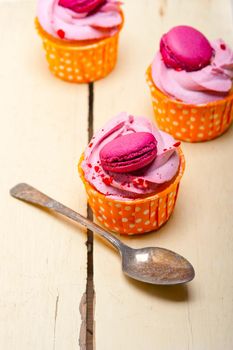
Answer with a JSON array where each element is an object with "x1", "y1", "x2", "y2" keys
[
  {"x1": 100, "y1": 132, "x2": 157, "y2": 173},
  {"x1": 160, "y1": 25, "x2": 213, "y2": 72}
]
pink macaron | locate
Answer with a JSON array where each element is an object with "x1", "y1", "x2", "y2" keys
[
  {"x1": 99, "y1": 132, "x2": 157, "y2": 173},
  {"x1": 58, "y1": 0, "x2": 106, "y2": 14},
  {"x1": 160, "y1": 25, "x2": 213, "y2": 72}
]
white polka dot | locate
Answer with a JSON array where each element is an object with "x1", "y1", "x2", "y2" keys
[
  {"x1": 170, "y1": 109, "x2": 176, "y2": 114},
  {"x1": 68, "y1": 75, "x2": 74, "y2": 80},
  {"x1": 152, "y1": 97, "x2": 158, "y2": 104},
  {"x1": 65, "y1": 59, "x2": 71, "y2": 64},
  {"x1": 197, "y1": 133, "x2": 204, "y2": 138},
  {"x1": 60, "y1": 58, "x2": 64, "y2": 62},
  {"x1": 199, "y1": 125, "x2": 205, "y2": 130},
  {"x1": 104, "y1": 223, "x2": 109, "y2": 228},
  {"x1": 97, "y1": 216, "x2": 103, "y2": 222},
  {"x1": 191, "y1": 108, "x2": 197, "y2": 113},
  {"x1": 115, "y1": 203, "x2": 121, "y2": 208},
  {"x1": 165, "y1": 127, "x2": 170, "y2": 132},
  {"x1": 129, "y1": 224, "x2": 135, "y2": 228},
  {"x1": 158, "y1": 108, "x2": 162, "y2": 114},
  {"x1": 172, "y1": 121, "x2": 179, "y2": 126},
  {"x1": 112, "y1": 219, "x2": 116, "y2": 224},
  {"x1": 59, "y1": 65, "x2": 65, "y2": 70},
  {"x1": 100, "y1": 206, "x2": 105, "y2": 212},
  {"x1": 166, "y1": 117, "x2": 170, "y2": 122},
  {"x1": 137, "y1": 228, "x2": 143, "y2": 232},
  {"x1": 162, "y1": 212, "x2": 165, "y2": 218},
  {"x1": 168, "y1": 200, "x2": 173, "y2": 207},
  {"x1": 98, "y1": 199, "x2": 103, "y2": 204},
  {"x1": 213, "y1": 114, "x2": 219, "y2": 119},
  {"x1": 58, "y1": 72, "x2": 64, "y2": 77},
  {"x1": 152, "y1": 222, "x2": 157, "y2": 227},
  {"x1": 66, "y1": 67, "x2": 72, "y2": 72},
  {"x1": 182, "y1": 110, "x2": 189, "y2": 115},
  {"x1": 190, "y1": 116, "x2": 196, "y2": 122},
  {"x1": 181, "y1": 127, "x2": 187, "y2": 132},
  {"x1": 49, "y1": 54, "x2": 55, "y2": 59},
  {"x1": 190, "y1": 125, "x2": 194, "y2": 129},
  {"x1": 122, "y1": 218, "x2": 128, "y2": 222},
  {"x1": 151, "y1": 211, "x2": 155, "y2": 217},
  {"x1": 102, "y1": 215, "x2": 107, "y2": 220},
  {"x1": 179, "y1": 115, "x2": 183, "y2": 120},
  {"x1": 125, "y1": 206, "x2": 131, "y2": 211},
  {"x1": 75, "y1": 68, "x2": 80, "y2": 73},
  {"x1": 119, "y1": 211, "x2": 122, "y2": 215},
  {"x1": 145, "y1": 220, "x2": 150, "y2": 225},
  {"x1": 208, "y1": 131, "x2": 213, "y2": 136},
  {"x1": 64, "y1": 52, "x2": 70, "y2": 57},
  {"x1": 98, "y1": 60, "x2": 103, "y2": 65},
  {"x1": 135, "y1": 207, "x2": 141, "y2": 212},
  {"x1": 114, "y1": 227, "x2": 119, "y2": 231},
  {"x1": 160, "y1": 118, "x2": 165, "y2": 122},
  {"x1": 143, "y1": 209, "x2": 149, "y2": 215},
  {"x1": 215, "y1": 119, "x2": 221, "y2": 125},
  {"x1": 175, "y1": 132, "x2": 182, "y2": 137},
  {"x1": 136, "y1": 218, "x2": 142, "y2": 223}
]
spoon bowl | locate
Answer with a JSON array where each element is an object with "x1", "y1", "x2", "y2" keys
[
  {"x1": 121, "y1": 246, "x2": 195, "y2": 285},
  {"x1": 10, "y1": 183, "x2": 195, "y2": 286}
]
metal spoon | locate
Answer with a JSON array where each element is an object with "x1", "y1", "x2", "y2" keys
[{"x1": 10, "y1": 183, "x2": 195, "y2": 285}]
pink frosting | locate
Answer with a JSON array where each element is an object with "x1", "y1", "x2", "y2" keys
[
  {"x1": 37, "y1": 0, "x2": 123, "y2": 41},
  {"x1": 152, "y1": 39, "x2": 233, "y2": 104},
  {"x1": 82, "y1": 113, "x2": 180, "y2": 200}
]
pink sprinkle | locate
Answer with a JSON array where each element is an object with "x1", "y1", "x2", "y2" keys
[{"x1": 220, "y1": 43, "x2": 226, "y2": 50}]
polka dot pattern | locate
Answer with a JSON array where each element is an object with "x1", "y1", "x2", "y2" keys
[
  {"x1": 78, "y1": 153, "x2": 185, "y2": 235},
  {"x1": 36, "y1": 18, "x2": 120, "y2": 83},
  {"x1": 146, "y1": 67, "x2": 233, "y2": 142}
]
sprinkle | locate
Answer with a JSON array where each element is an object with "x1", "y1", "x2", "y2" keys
[
  {"x1": 89, "y1": 143, "x2": 93, "y2": 148},
  {"x1": 220, "y1": 43, "x2": 226, "y2": 50},
  {"x1": 175, "y1": 67, "x2": 182, "y2": 71},
  {"x1": 163, "y1": 148, "x2": 167, "y2": 151},
  {"x1": 57, "y1": 29, "x2": 65, "y2": 39},
  {"x1": 173, "y1": 142, "x2": 181, "y2": 147},
  {"x1": 94, "y1": 166, "x2": 100, "y2": 172},
  {"x1": 87, "y1": 163, "x2": 92, "y2": 168},
  {"x1": 92, "y1": 176, "x2": 95, "y2": 180},
  {"x1": 102, "y1": 177, "x2": 113, "y2": 186}
]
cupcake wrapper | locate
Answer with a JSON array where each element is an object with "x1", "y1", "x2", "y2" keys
[
  {"x1": 146, "y1": 67, "x2": 233, "y2": 142},
  {"x1": 35, "y1": 17, "x2": 123, "y2": 83},
  {"x1": 78, "y1": 151, "x2": 185, "y2": 235}
]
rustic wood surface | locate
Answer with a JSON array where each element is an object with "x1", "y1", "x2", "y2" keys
[{"x1": 0, "y1": 0, "x2": 233, "y2": 349}]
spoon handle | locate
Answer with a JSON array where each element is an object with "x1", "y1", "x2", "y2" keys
[{"x1": 10, "y1": 183, "x2": 124, "y2": 251}]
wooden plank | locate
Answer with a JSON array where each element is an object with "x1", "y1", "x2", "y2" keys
[
  {"x1": 0, "y1": 2, "x2": 89, "y2": 350},
  {"x1": 93, "y1": 1, "x2": 233, "y2": 349}
]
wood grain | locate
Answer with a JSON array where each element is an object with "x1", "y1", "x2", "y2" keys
[
  {"x1": 0, "y1": 2, "x2": 88, "y2": 350},
  {"x1": 93, "y1": 1, "x2": 233, "y2": 349}
]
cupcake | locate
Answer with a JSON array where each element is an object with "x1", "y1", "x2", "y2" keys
[
  {"x1": 78, "y1": 112, "x2": 185, "y2": 235},
  {"x1": 146, "y1": 25, "x2": 233, "y2": 142},
  {"x1": 35, "y1": 0, "x2": 124, "y2": 83}
]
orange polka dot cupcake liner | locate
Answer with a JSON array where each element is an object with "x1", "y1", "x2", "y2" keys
[
  {"x1": 78, "y1": 150, "x2": 185, "y2": 235},
  {"x1": 35, "y1": 15, "x2": 124, "y2": 83},
  {"x1": 146, "y1": 67, "x2": 233, "y2": 142}
]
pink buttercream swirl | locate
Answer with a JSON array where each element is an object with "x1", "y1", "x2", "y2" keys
[
  {"x1": 37, "y1": 0, "x2": 123, "y2": 41},
  {"x1": 152, "y1": 39, "x2": 233, "y2": 104},
  {"x1": 82, "y1": 113, "x2": 180, "y2": 200}
]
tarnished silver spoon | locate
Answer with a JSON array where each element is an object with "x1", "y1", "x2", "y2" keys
[{"x1": 10, "y1": 183, "x2": 195, "y2": 285}]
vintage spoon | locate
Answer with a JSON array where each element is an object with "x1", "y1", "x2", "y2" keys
[{"x1": 10, "y1": 183, "x2": 195, "y2": 285}]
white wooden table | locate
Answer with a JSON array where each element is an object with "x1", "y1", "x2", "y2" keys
[{"x1": 1, "y1": 1, "x2": 233, "y2": 349}]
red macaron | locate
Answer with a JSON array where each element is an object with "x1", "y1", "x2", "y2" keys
[
  {"x1": 58, "y1": 0, "x2": 106, "y2": 14},
  {"x1": 100, "y1": 132, "x2": 157, "y2": 173},
  {"x1": 160, "y1": 25, "x2": 213, "y2": 72}
]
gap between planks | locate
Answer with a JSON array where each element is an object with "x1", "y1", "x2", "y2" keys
[{"x1": 86, "y1": 83, "x2": 95, "y2": 350}]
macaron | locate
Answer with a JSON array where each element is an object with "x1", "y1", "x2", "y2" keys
[
  {"x1": 58, "y1": 0, "x2": 106, "y2": 14},
  {"x1": 160, "y1": 25, "x2": 213, "y2": 72},
  {"x1": 99, "y1": 132, "x2": 157, "y2": 173}
]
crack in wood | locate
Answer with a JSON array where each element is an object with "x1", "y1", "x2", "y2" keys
[
  {"x1": 79, "y1": 83, "x2": 95, "y2": 350},
  {"x1": 53, "y1": 293, "x2": 59, "y2": 350}
]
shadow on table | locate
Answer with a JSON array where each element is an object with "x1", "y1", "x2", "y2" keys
[{"x1": 124, "y1": 275, "x2": 192, "y2": 302}]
